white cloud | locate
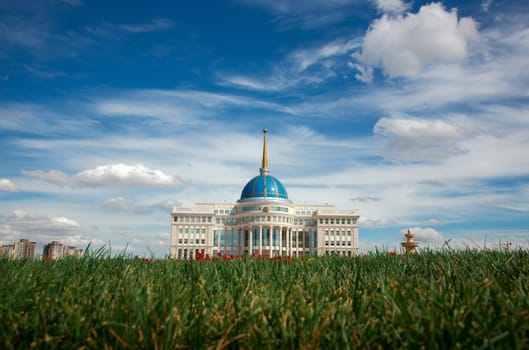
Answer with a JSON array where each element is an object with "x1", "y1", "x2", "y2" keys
[
  {"x1": 374, "y1": 0, "x2": 408, "y2": 15},
  {"x1": 75, "y1": 164, "x2": 177, "y2": 187},
  {"x1": 23, "y1": 164, "x2": 181, "y2": 188},
  {"x1": 373, "y1": 117, "x2": 469, "y2": 160},
  {"x1": 0, "y1": 178, "x2": 17, "y2": 192},
  {"x1": 355, "y1": 2, "x2": 479, "y2": 78}
]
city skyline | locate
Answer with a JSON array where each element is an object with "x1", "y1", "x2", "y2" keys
[{"x1": 1, "y1": 0, "x2": 529, "y2": 257}]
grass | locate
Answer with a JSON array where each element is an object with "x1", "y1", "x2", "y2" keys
[{"x1": 1, "y1": 250, "x2": 528, "y2": 349}]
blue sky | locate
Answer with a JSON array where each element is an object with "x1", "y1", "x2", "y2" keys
[{"x1": 1, "y1": 0, "x2": 529, "y2": 257}]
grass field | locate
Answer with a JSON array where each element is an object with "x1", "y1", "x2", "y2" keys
[{"x1": 1, "y1": 250, "x2": 528, "y2": 349}]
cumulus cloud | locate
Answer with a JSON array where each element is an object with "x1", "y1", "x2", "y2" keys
[
  {"x1": 374, "y1": 117, "x2": 469, "y2": 161},
  {"x1": 0, "y1": 178, "x2": 17, "y2": 192},
  {"x1": 354, "y1": 2, "x2": 479, "y2": 79},
  {"x1": 402, "y1": 227, "x2": 444, "y2": 243},
  {"x1": 23, "y1": 163, "x2": 181, "y2": 188}
]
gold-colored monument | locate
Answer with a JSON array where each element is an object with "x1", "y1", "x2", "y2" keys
[{"x1": 401, "y1": 229, "x2": 419, "y2": 254}]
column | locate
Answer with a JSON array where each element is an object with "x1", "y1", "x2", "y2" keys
[
  {"x1": 237, "y1": 228, "x2": 241, "y2": 256},
  {"x1": 259, "y1": 226, "x2": 263, "y2": 255},
  {"x1": 279, "y1": 226, "x2": 283, "y2": 257},
  {"x1": 303, "y1": 230, "x2": 307, "y2": 256},
  {"x1": 269, "y1": 225, "x2": 273, "y2": 258},
  {"x1": 286, "y1": 227, "x2": 290, "y2": 257},
  {"x1": 249, "y1": 226, "x2": 253, "y2": 256},
  {"x1": 294, "y1": 229, "x2": 299, "y2": 258}
]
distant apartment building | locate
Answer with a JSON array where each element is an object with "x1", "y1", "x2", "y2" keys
[
  {"x1": 43, "y1": 241, "x2": 83, "y2": 260},
  {"x1": 0, "y1": 239, "x2": 36, "y2": 260}
]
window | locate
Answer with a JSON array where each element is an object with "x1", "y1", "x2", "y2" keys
[
  {"x1": 184, "y1": 239, "x2": 188, "y2": 244},
  {"x1": 325, "y1": 218, "x2": 329, "y2": 224},
  {"x1": 214, "y1": 210, "x2": 218, "y2": 214},
  {"x1": 243, "y1": 206, "x2": 261, "y2": 212},
  {"x1": 191, "y1": 216, "x2": 195, "y2": 222},
  {"x1": 184, "y1": 216, "x2": 189, "y2": 222},
  {"x1": 184, "y1": 228, "x2": 189, "y2": 234},
  {"x1": 179, "y1": 228, "x2": 183, "y2": 234},
  {"x1": 173, "y1": 216, "x2": 178, "y2": 222},
  {"x1": 330, "y1": 218, "x2": 334, "y2": 224},
  {"x1": 178, "y1": 239, "x2": 182, "y2": 244},
  {"x1": 319, "y1": 218, "x2": 323, "y2": 224},
  {"x1": 201, "y1": 239, "x2": 205, "y2": 244},
  {"x1": 208, "y1": 217, "x2": 212, "y2": 223},
  {"x1": 347, "y1": 219, "x2": 351, "y2": 224},
  {"x1": 270, "y1": 206, "x2": 288, "y2": 213},
  {"x1": 341, "y1": 219, "x2": 345, "y2": 224}
]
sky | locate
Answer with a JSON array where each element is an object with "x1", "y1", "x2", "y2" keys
[{"x1": 1, "y1": 0, "x2": 529, "y2": 257}]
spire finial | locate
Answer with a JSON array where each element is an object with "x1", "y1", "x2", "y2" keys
[{"x1": 260, "y1": 128, "x2": 269, "y2": 175}]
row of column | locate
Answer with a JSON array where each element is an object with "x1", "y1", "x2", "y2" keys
[{"x1": 233, "y1": 225, "x2": 315, "y2": 258}]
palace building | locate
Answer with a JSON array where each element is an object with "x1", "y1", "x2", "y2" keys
[{"x1": 170, "y1": 129, "x2": 359, "y2": 259}]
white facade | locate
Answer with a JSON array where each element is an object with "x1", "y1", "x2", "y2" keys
[{"x1": 170, "y1": 129, "x2": 359, "y2": 259}]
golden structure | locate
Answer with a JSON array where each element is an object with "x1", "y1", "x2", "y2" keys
[{"x1": 401, "y1": 229, "x2": 419, "y2": 254}]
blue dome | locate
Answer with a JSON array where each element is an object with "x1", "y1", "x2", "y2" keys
[{"x1": 240, "y1": 175, "x2": 289, "y2": 201}]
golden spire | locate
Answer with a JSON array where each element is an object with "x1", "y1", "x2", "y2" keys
[
  {"x1": 262, "y1": 128, "x2": 268, "y2": 169},
  {"x1": 260, "y1": 128, "x2": 270, "y2": 175}
]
